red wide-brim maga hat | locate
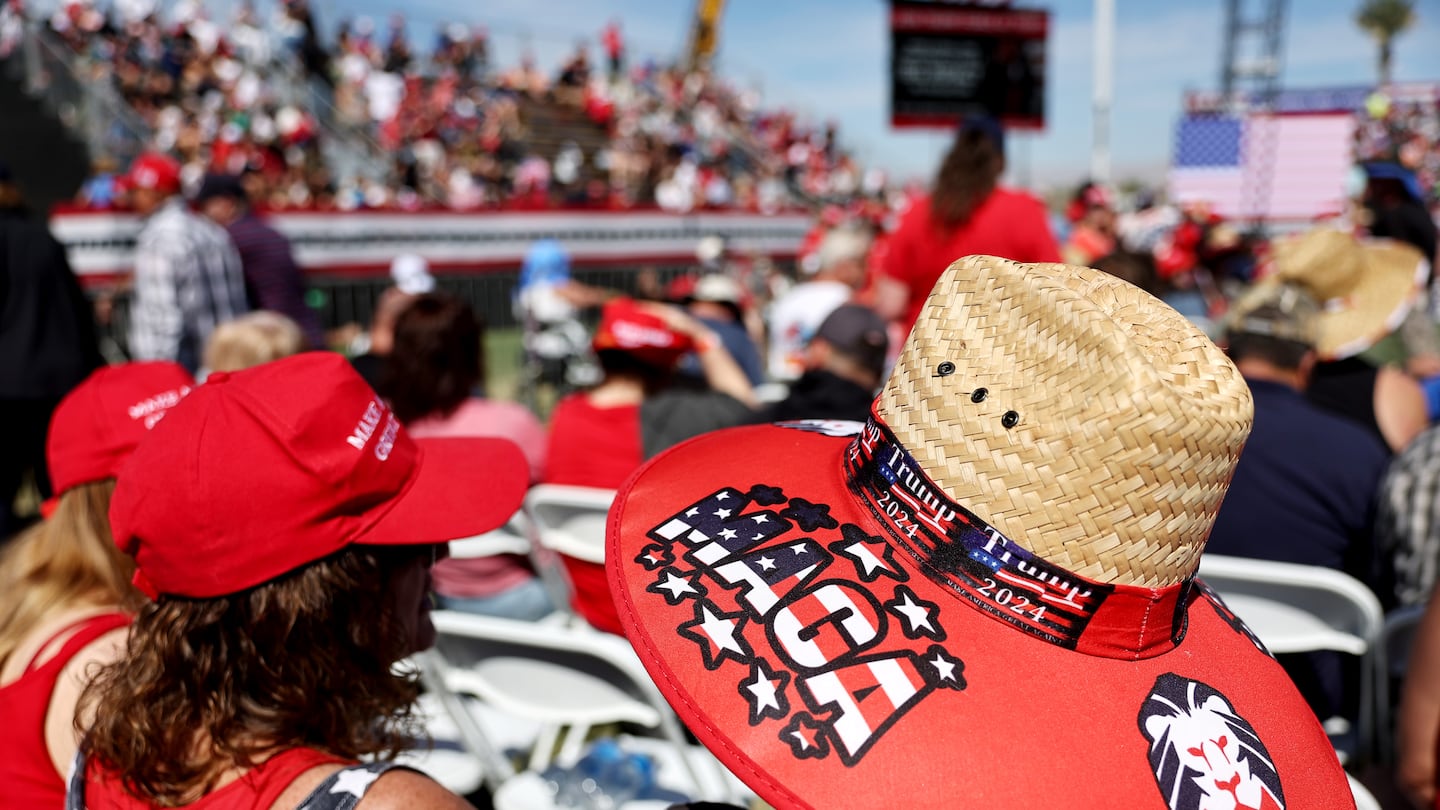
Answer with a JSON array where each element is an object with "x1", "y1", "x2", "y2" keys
[{"x1": 607, "y1": 416, "x2": 1351, "y2": 809}]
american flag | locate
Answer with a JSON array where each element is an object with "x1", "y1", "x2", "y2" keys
[{"x1": 1168, "y1": 112, "x2": 1355, "y2": 222}]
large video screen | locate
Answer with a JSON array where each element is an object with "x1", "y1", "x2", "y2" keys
[{"x1": 890, "y1": 2, "x2": 1049, "y2": 130}]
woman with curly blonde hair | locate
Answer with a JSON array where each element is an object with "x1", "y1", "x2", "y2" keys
[
  {"x1": 71, "y1": 352, "x2": 528, "y2": 809},
  {"x1": 0, "y1": 361, "x2": 193, "y2": 806}
]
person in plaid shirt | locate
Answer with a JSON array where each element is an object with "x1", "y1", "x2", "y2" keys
[{"x1": 121, "y1": 153, "x2": 248, "y2": 373}]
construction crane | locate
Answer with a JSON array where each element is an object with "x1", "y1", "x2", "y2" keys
[
  {"x1": 1220, "y1": 0, "x2": 1288, "y2": 106},
  {"x1": 685, "y1": 0, "x2": 727, "y2": 72},
  {"x1": 1220, "y1": 0, "x2": 1289, "y2": 233}
]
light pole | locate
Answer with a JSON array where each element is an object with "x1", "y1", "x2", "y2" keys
[{"x1": 1091, "y1": 0, "x2": 1115, "y2": 184}]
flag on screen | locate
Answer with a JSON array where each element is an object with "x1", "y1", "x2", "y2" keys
[{"x1": 1168, "y1": 113, "x2": 1354, "y2": 222}]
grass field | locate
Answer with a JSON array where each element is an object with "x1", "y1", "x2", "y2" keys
[{"x1": 485, "y1": 326, "x2": 526, "y2": 404}]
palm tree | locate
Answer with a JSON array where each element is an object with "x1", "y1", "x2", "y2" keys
[{"x1": 1356, "y1": 0, "x2": 1417, "y2": 86}]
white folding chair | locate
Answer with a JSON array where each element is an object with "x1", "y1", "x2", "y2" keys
[
  {"x1": 426, "y1": 610, "x2": 744, "y2": 806},
  {"x1": 401, "y1": 653, "x2": 516, "y2": 796},
  {"x1": 1347, "y1": 772, "x2": 1382, "y2": 810},
  {"x1": 520, "y1": 484, "x2": 618, "y2": 617},
  {"x1": 441, "y1": 506, "x2": 569, "y2": 624},
  {"x1": 1197, "y1": 555, "x2": 1387, "y2": 764},
  {"x1": 1384, "y1": 603, "x2": 1428, "y2": 685},
  {"x1": 448, "y1": 508, "x2": 535, "y2": 560},
  {"x1": 1380, "y1": 602, "x2": 1429, "y2": 764},
  {"x1": 523, "y1": 484, "x2": 617, "y2": 564}
]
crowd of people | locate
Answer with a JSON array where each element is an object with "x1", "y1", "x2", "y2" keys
[
  {"x1": 6, "y1": 3, "x2": 1440, "y2": 804},
  {"x1": 5, "y1": 106, "x2": 1440, "y2": 802},
  {"x1": 13, "y1": 0, "x2": 872, "y2": 215},
  {"x1": 1355, "y1": 89, "x2": 1440, "y2": 208},
  {"x1": 42, "y1": 0, "x2": 334, "y2": 210}
]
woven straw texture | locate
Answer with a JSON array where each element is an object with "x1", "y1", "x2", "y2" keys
[
  {"x1": 1266, "y1": 228, "x2": 1426, "y2": 360},
  {"x1": 876, "y1": 255, "x2": 1254, "y2": 588}
]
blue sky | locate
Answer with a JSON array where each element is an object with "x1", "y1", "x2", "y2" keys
[{"x1": 320, "y1": 0, "x2": 1440, "y2": 191}]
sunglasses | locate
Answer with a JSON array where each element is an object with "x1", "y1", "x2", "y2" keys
[{"x1": 377, "y1": 542, "x2": 450, "y2": 568}]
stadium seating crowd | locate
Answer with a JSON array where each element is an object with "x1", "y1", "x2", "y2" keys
[{"x1": 34, "y1": 0, "x2": 878, "y2": 214}]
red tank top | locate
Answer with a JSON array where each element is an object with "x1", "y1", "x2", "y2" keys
[
  {"x1": 84, "y1": 747, "x2": 351, "y2": 809},
  {"x1": 0, "y1": 611, "x2": 130, "y2": 810}
]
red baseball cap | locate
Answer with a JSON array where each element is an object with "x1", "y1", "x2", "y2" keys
[
  {"x1": 109, "y1": 352, "x2": 528, "y2": 599},
  {"x1": 607, "y1": 256, "x2": 1349, "y2": 808},
  {"x1": 592, "y1": 298, "x2": 695, "y2": 369},
  {"x1": 118, "y1": 152, "x2": 182, "y2": 194},
  {"x1": 47, "y1": 361, "x2": 195, "y2": 496}
]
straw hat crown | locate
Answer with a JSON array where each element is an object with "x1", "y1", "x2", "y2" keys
[
  {"x1": 1272, "y1": 228, "x2": 1365, "y2": 300},
  {"x1": 876, "y1": 256, "x2": 1253, "y2": 588}
]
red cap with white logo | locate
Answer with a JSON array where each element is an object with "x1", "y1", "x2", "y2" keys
[
  {"x1": 591, "y1": 297, "x2": 696, "y2": 369},
  {"x1": 118, "y1": 152, "x2": 182, "y2": 194},
  {"x1": 47, "y1": 361, "x2": 195, "y2": 496},
  {"x1": 109, "y1": 352, "x2": 527, "y2": 599}
]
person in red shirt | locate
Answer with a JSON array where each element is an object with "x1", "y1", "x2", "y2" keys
[
  {"x1": 545, "y1": 298, "x2": 755, "y2": 633},
  {"x1": 601, "y1": 19, "x2": 624, "y2": 81},
  {"x1": 875, "y1": 116, "x2": 1060, "y2": 334},
  {"x1": 1061, "y1": 181, "x2": 1118, "y2": 266}
]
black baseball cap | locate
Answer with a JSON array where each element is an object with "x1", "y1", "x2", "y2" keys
[
  {"x1": 193, "y1": 172, "x2": 247, "y2": 203},
  {"x1": 814, "y1": 303, "x2": 889, "y2": 376}
]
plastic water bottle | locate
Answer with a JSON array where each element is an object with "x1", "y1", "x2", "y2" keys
[
  {"x1": 542, "y1": 739, "x2": 657, "y2": 809},
  {"x1": 599, "y1": 744, "x2": 655, "y2": 805}
]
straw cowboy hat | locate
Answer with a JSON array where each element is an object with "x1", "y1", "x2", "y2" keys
[
  {"x1": 1237, "y1": 227, "x2": 1429, "y2": 359},
  {"x1": 606, "y1": 256, "x2": 1350, "y2": 809}
]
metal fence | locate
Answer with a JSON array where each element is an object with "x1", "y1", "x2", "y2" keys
[{"x1": 95, "y1": 263, "x2": 705, "y2": 362}]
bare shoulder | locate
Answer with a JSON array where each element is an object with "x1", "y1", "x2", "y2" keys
[
  {"x1": 359, "y1": 769, "x2": 476, "y2": 809},
  {"x1": 1377, "y1": 364, "x2": 1426, "y2": 398},
  {"x1": 62, "y1": 627, "x2": 129, "y2": 680},
  {"x1": 48, "y1": 627, "x2": 131, "y2": 773},
  {"x1": 1375, "y1": 364, "x2": 1428, "y2": 450}
]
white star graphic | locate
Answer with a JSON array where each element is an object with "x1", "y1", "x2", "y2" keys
[
  {"x1": 700, "y1": 606, "x2": 744, "y2": 655},
  {"x1": 685, "y1": 507, "x2": 700, "y2": 517},
  {"x1": 718, "y1": 528, "x2": 738, "y2": 540},
  {"x1": 745, "y1": 669, "x2": 782, "y2": 714},
  {"x1": 716, "y1": 491, "x2": 730, "y2": 500},
  {"x1": 752, "y1": 533, "x2": 765, "y2": 541},
  {"x1": 658, "y1": 572, "x2": 697, "y2": 599},
  {"x1": 845, "y1": 543, "x2": 885, "y2": 575},
  {"x1": 892, "y1": 593, "x2": 936, "y2": 634},
  {"x1": 330, "y1": 767, "x2": 381, "y2": 798},
  {"x1": 791, "y1": 543, "x2": 810, "y2": 555},
  {"x1": 929, "y1": 652, "x2": 958, "y2": 682},
  {"x1": 714, "y1": 508, "x2": 733, "y2": 519},
  {"x1": 752, "y1": 514, "x2": 769, "y2": 523},
  {"x1": 789, "y1": 729, "x2": 813, "y2": 750},
  {"x1": 757, "y1": 556, "x2": 777, "y2": 570},
  {"x1": 644, "y1": 551, "x2": 663, "y2": 564}
]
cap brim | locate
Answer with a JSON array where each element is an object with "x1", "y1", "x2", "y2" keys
[
  {"x1": 607, "y1": 423, "x2": 1346, "y2": 809},
  {"x1": 359, "y1": 437, "x2": 528, "y2": 547}
]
